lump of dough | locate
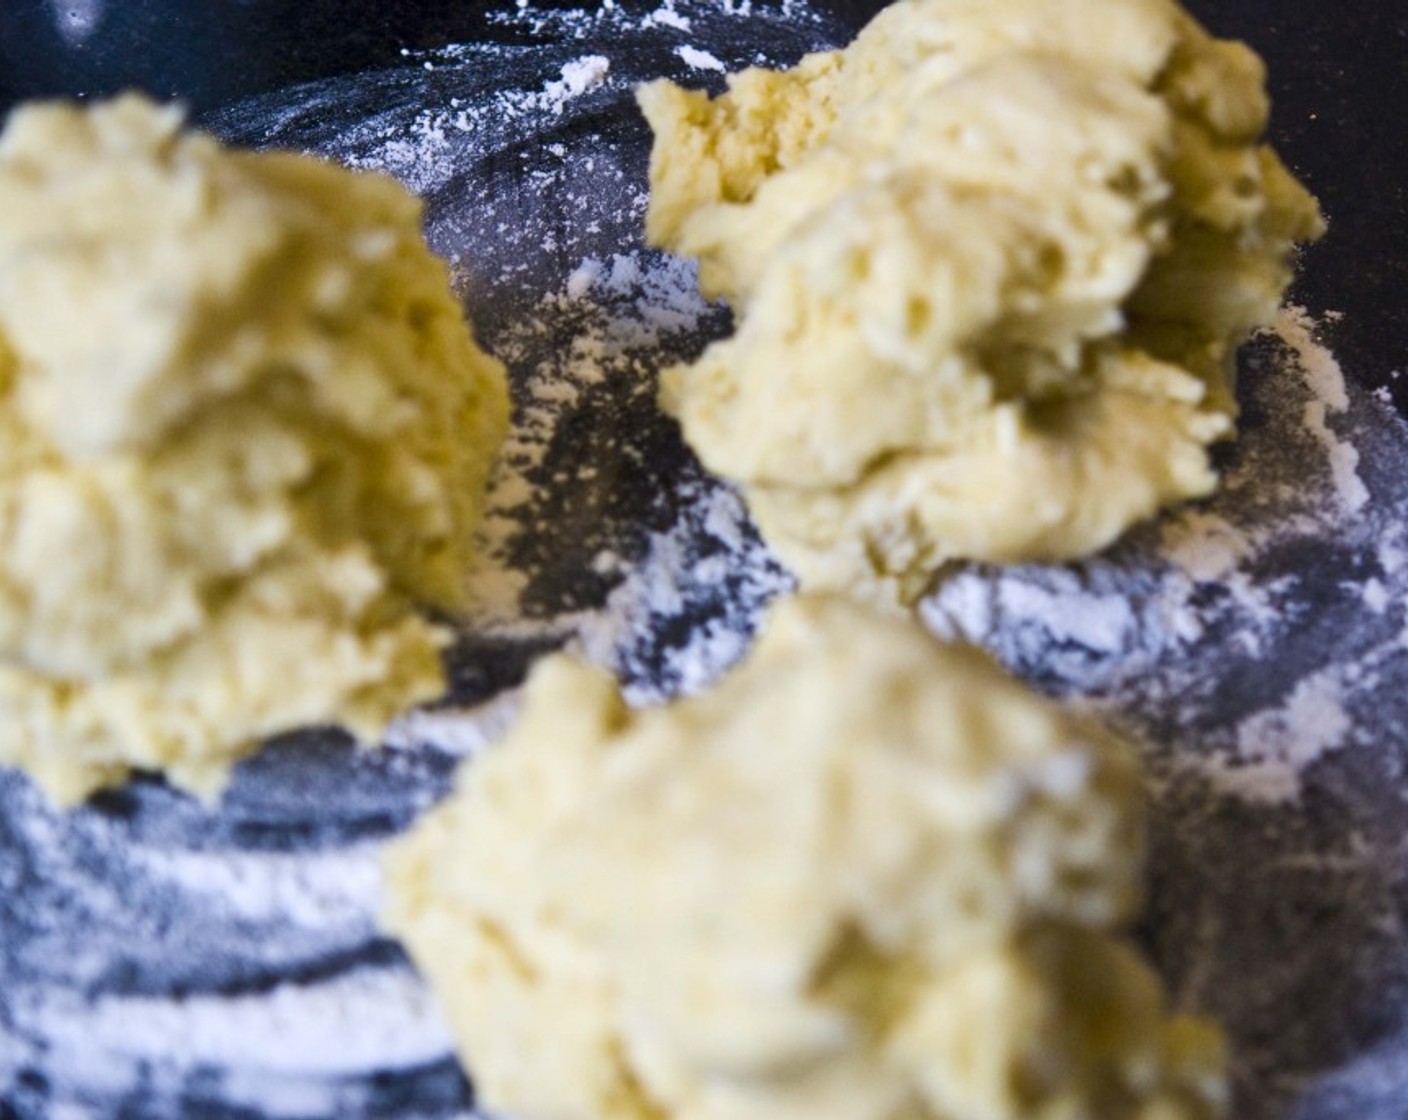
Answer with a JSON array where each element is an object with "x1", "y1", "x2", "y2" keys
[
  {"x1": 383, "y1": 594, "x2": 1226, "y2": 1120},
  {"x1": 0, "y1": 95, "x2": 510, "y2": 801},
  {"x1": 639, "y1": 0, "x2": 1324, "y2": 605}
]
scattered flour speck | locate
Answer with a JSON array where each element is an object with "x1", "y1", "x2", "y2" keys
[{"x1": 677, "y1": 45, "x2": 727, "y2": 70}]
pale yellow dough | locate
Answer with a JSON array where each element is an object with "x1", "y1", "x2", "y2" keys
[
  {"x1": 0, "y1": 95, "x2": 510, "y2": 802},
  {"x1": 639, "y1": 0, "x2": 1324, "y2": 605},
  {"x1": 384, "y1": 595, "x2": 1227, "y2": 1120}
]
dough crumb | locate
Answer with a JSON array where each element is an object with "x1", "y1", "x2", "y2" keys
[
  {"x1": 0, "y1": 95, "x2": 509, "y2": 802},
  {"x1": 383, "y1": 594, "x2": 1227, "y2": 1120},
  {"x1": 639, "y1": 0, "x2": 1324, "y2": 606}
]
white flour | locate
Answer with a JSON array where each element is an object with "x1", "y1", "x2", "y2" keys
[
  {"x1": 923, "y1": 307, "x2": 1402, "y2": 804},
  {"x1": 572, "y1": 478, "x2": 792, "y2": 701},
  {"x1": 464, "y1": 247, "x2": 720, "y2": 621},
  {"x1": 0, "y1": 766, "x2": 461, "y2": 1116},
  {"x1": 337, "y1": 52, "x2": 618, "y2": 195},
  {"x1": 465, "y1": 245, "x2": 791, "y2": 700},
  {"x1": 677, "y1": 45, "x2": 728, "y2": 70}
]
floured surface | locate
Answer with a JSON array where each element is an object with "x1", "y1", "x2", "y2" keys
[
  {"x1": 921, "y1": 307, "x2": 1396, "y2": 804},
  {"x1": 920, "y1": 306, "x2": 1408, "y2": 1118},
  {"x1": 1, "y1": 3, "x2": 1406, "y2": 1120}
]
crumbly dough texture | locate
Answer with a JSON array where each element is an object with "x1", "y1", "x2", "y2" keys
[
  {"x1": 0, "y1": 95, "x2": 509, "y2": 801},
  {"x1": 639, "y1": 0, "x2": 1324, "y2": 605},
  {"x1": 384, "y1": 595, "x2": 1227, "y2": 1120}
]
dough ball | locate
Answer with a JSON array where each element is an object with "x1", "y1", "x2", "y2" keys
[
  {"x1": 383, "y1": 594, "x2": 1226, "y2": 1120},
  {"x1": 0, "y1": 95, "x2": 510, "y2": 801},
  {"x1": 639, "y1": 0, "x2": 1324, "y2": 605}
]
